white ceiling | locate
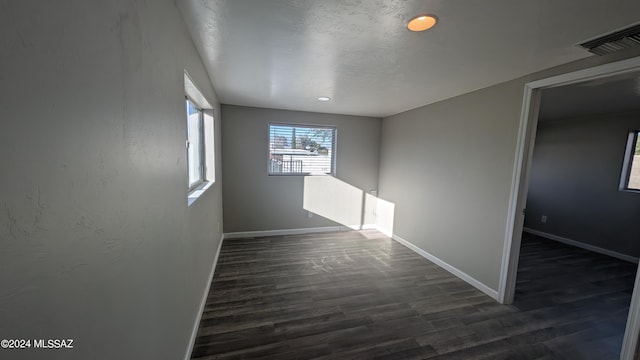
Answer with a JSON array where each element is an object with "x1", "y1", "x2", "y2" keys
[
  {"x1": 539, "y1": 71, "x2": 640, "y2": 121},
  {"x1": 177, "y1": 0, "x2": 640, "y2": 118}
]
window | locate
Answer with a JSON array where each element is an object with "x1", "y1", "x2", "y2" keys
[
  {"x1": 184, "y1": 71, "x2": 215, "y2": 206},
  {"x1": 620, "y1": 130, "x2": 640, "y2": 192},
  {"x1": 269, "y1": 123, "x2": 336, "y2": 175},
  {"x1": 186, "y1": 98, "x2": 205, "y2": 189}
]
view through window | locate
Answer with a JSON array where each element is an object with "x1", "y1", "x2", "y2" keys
[
  {"x1": 186, "y1": 98, "x2": 205, "y2": 188},
  {"x1": 269, "y1": 124, "x2": 336, "y2": 175}
]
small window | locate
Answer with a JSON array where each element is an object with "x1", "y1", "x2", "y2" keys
[
  {"x1": 268, "y1": 123, "x2": 336, "y2": 175},
  {"x1": 186, "y1": 98, "x2": 205, "y2": 189},
  {"x1": 184, "y1": 72, "x2": 214, "y2": 206},
  {"x1": 620, "y1": 131, "x2": 640, "y2": 192}
]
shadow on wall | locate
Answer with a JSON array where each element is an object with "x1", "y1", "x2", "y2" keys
[{"x1": 303, "y1": 176, "x2": 395, "y2": 236}]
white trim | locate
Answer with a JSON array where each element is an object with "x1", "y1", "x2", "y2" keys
[
  {"x1": 523, "y1": 228, "x2": 638, "y2": 263},
  {"x1": 391, "y1": 233, "x2": 499, "y2": 301},
  {"x1": 187, "y1": 181, "x2": 214, "y2": 207},
  {"x1": 223, "y1": 226, "x2": 348, "y2": 239},
  {"x1": 184, "y1": 71, "x2": 213, "y2": 109},
  {"x1": 185, "y1": 235, "x2": 224, "y2": 360},
  {"x1": 498, "y1": 83, "x2": 541, "y2": 304}
]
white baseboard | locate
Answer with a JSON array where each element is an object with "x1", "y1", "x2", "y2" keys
[
  {"x1": 185, "y1": 234, "x2": 224, "y2": 360},
  {"x1": 391, "y1": 234, "x2": 500, "y2": 301},
  {"x1": 523, "y1": 227, "x2": 638, "y2": 263},
  {"x1": 223, "y1": 226, "x2": 350, "y2": 239}
]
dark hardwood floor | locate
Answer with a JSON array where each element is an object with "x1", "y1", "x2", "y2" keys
[{"x1": 190, "y1": 230, "x2": 636, "y2": 359}]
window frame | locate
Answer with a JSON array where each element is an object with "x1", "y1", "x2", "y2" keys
[
  {"x1": 267, "y1": 122, "x2": 337, "y2": 176},
  {"x1": 619, "y1": 130, "x2": 640, "y2": 193},
  {"x1": 186, "y1": 96, "x2": 206, "y2": 192}
]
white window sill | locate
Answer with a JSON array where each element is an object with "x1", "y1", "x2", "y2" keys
[{"x1": 188, "y1": 181, "x2": 214, "y2": 206}]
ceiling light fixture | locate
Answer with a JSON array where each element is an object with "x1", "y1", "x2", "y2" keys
[
  {"x1": 407, "y1": 14, "x2": 437, "y2": 32},
  {"x1": 318, "y1": 96, "x2": 331, "y2": 101}
]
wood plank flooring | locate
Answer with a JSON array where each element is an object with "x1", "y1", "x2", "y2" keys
[{"x1": 190, "y1": 230, "x2": 636, "y2": 359}]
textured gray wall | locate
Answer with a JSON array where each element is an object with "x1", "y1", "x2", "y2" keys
[
  {"x1": 525, "y1": 112, "x2": 640, "y2": 256},
  {"x1": 221, "y1": 105, "x2": 381, "y2": 233},
  {"x1": 0, "y1": 1, "x2": 223, "y2": 359},
  {"x1": 378, "y1": 48, "x2": 640, "y2": 292}
]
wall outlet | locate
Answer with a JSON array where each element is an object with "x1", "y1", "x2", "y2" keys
[
  {"x1": 307, "y1": 211, "x2": 313, "y2": 218},
  {"x1": 541, "y1": 215, "x2": 547, "y2": 223}
]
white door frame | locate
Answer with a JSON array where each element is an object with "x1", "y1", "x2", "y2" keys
[{"x1": 498, "y1": 55, "x2": 640, "y2": 360}]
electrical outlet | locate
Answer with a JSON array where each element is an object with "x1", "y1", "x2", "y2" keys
[
  {"x1": 307, "y1": 211, "x2": 313, "y2": 218},
  {"x1": 541, "y1": 215, "x2": 547, "y2": 223}
]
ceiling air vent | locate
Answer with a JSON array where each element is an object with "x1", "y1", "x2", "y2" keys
[{"x1": 579, "y1": 23, "x2": 640, "y2": 56}]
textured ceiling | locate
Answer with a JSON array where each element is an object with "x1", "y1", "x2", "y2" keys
[{"x1": 177, "y1": 0, "x2": 640, "y2": 117}]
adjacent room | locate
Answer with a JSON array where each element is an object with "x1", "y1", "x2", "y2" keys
[
  {"x1": 2, "y1": 1, "x2": 640, "y2": 359},
  {"x1": 514, "y1": 72, "x2": 640, "y2": 359}
]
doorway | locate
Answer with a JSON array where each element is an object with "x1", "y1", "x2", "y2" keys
[{"x1": 499, "y1": 56, "x2": 640, "y2": 359}]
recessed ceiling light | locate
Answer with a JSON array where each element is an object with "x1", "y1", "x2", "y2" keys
[
  {"x1": 318, "y1": 96, "x2": 331, "y2": 101},
  {"x1": 407, "y1": 14, "x2": 437, "y2": 32}
]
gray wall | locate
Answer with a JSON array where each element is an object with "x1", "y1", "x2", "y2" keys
[
  {"x1": 525, "y1": 112, "x2": 640, "y2": 256},
  {"x1": 378, "y1": 81, "x2": 523, "y2": 291},
  {"x1": 378, "y1": 48, "x2": 640, "y2": 291},
  {"x1": 222, "y1": 105, "x2": 381, "y2": 233},
  {"x1": 0, "y1": 1, "x2": 223, "y2": 359}
]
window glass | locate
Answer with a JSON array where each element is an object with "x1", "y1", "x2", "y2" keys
[
  {"x1": 187, "y1": 99, "x2": 204, "y2": 188},
  {"x1": 269, "y1": 124, "x2": 336, "y2": 175}
]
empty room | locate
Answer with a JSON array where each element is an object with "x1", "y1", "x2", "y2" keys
[
  {"x1": 2, "y1": 1, "x2": 640, "y2": 360},
  {"x1": 514, "y1": 72, "x2": 640, "y2": 359}
]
